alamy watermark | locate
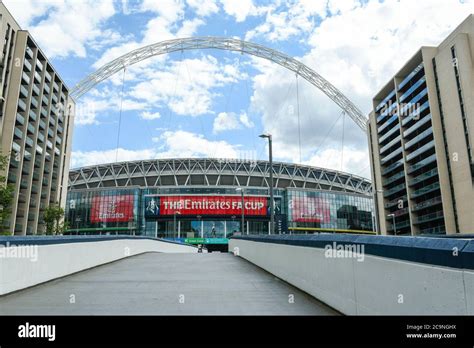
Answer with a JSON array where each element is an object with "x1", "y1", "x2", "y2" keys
[
  {"x1": 324, "y1": 242, "x2": 365, "y2": 262},
  {"x1": 0, "y1": 242, "x2": 38, "y2": 262}
]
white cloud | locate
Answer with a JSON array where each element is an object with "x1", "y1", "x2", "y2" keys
[
  {"x1": 71, "y1": 148, "x2": 158, "y2": 168},
  {"x1": 305, "y1": 148, "x2": 371, "y2": 179},
  {"x1": 4, "y1": 0, "x2": 117, "y2": 59},
  {"x1": 186, "y1": 0, "x2": 219, "y2": 17},
  {"x1": 128, "y1": 55, "x2": 243, "y2": 117},
  {"x1": 248, "y1": 0, "x2": 473, "y2": 176},
  {"x1": 239, "y1": 112, "x2": 254, "y2": 128},
  {"x1": 246, "y1": 0, "x2": 327, "y2": 42},
  {"x1": 140, "y1": 111, "x2": 162, "y2": 120},
  {"x1": 71, "y1": 130, "x2": 242, "y2": 167},
  {"x1": 93, "y1": 0, "x2": 204, "y2": 68},
  {"x1": 212, "y1": 111, "x2": 254, "y2": 133},
  {"x1": 2, "y1": 0, "x2": 59, "y2": 27},
  {"x1": 220, "y1": 0, "x2": 266, "y2": 22},
  {"x1": 213, "y1": 112, "x2": 241, "y2": 133},
  {"x1": 154, "y1": 130, "x2": 240, "y2": 158}
]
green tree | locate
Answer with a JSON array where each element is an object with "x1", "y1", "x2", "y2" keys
[
  {"x1": 0, "y1": 154, "x2": 14, "y2": 236},
  {"x1": 43, "y1": 203, "x2": 66, "y2": 235}
]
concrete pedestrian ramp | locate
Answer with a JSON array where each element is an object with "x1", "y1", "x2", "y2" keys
[{"x1": 0, "y1": 253, "x2": 338, "y2": 315}]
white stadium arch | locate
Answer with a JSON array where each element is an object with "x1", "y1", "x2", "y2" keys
[{"x1": 70, "y1": 37, "x2": 368, "y2": 132}]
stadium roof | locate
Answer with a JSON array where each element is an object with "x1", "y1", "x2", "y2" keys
[{"x1": 69, "y1": 158, "x2": 372, "y2": 195}]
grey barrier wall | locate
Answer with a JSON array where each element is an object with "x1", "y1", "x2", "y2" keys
[
  {"x1": 0, "y1": 236, "x2": 197, "y2": 295},
  {"x1": 229, "y1": 234, "x2": 474, "y2": 315}
]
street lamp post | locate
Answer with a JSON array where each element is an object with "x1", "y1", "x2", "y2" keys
[
  {"x1": 236, "y1": 187, "x2": 245, "y2": 235},
  {"x1": 388, "y1": 213, "x2": 396, "y2": 236},
  {"x1": 174, "y1": 211, "x2": 181, "y2": 239},
  {"x1": 259, "y1": 133, "x2": 274, "y2": 234}
]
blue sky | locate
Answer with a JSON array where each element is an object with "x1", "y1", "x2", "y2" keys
[{"x1": 5, "y1": 0, "x2": 473, "y2": 178}]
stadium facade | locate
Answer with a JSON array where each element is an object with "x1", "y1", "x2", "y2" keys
[{"x1": 65, "y1": 158, "x2": 374, "y2": 246}]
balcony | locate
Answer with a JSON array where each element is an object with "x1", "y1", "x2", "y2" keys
[
  {"x1": 42, "y1": 95, "x2": 49, "y2": 106},
  {"x1": 398, "y1": 63, "x2": 424, "y2": 91},
  {"x1": 30, "y1": 97, "x2": 38, "y2": 109},
  {"x1": 411, "y1": 196, "x2": 443, "y2": 212},
  {"x1": 399, "y1": 76, "x2": 426, "y2": 103},
  {"x1": 405, "y1": 128, "x2": 434, "y2": 151},
  {"x1": 407, "y1": 154, "x2": 437, "y2": 174},
  {"x1": 411, "y1": 182, "x2": 441, "y2": 199},
  {"x1": 12, "y1": 141, "x2": 21, "y2": 154},
  {"x1": 22, "y1": 71, "x2": 30, "y2": 84},
  {"x1": 36, "y1": 59, "x2": 43, "y2": 72},
  {"x1": 383, "y1": 183, "x2": 406, "y2": 197},
  {"x1": 383, "y1": 171, "x2": 406, "y2": 186},
  {"x1": 45, "y1": 71, "x2": 52, "y2": 82},
  {"x1": 8, "y1": 173, "x2": 17, "y2": 183},
  {"x1": 381, "y1": 147, "x2": 403, "y2": 165},
  {"x1": 25, "y1": 46, "x2": 34, "y2": 59},
  {"x1": 413, "y1": 210, "x2": 444, "y2": 224},
  {"x1": 23, "y1": 59, "x2": 32, "y2": 72},
  {"x1": 34, "y1": 71, "x2": 42, "y2": 83},
  {"x1": 408, "y1": 168, "x2": 439, "y2": 187},
  {"x1": 378, "y1": 114, "x2": 398, "y2": 134},
  {"x1": 39, "y1": 119, "x2": 46, "y2": 130},
  {"x1": 379, "y1": 123, "x2": 400, "y2": 145},
  {"x1": 400, "y1": 89, "x2": 428, "y2": 119},
  {"x1": 20, "y1": 85, "x2": 29, "y2": 98},
  {"x1": 377, "y1": 103, "x2": 398, "y2": 123},
  {"x1": 14, "y1": 127, "x2": 23, "y2": 139},
  {"x1": 36, "y1": 145, "x2": 43, "y2": 155},
  {"x1": 403, "y1": 113, "x2": 431, "y2": 138},
  {"x1": 41, "y1": 107, "x2": 48, "y2": 118},
  {"x1": 420, "y1": 225, "x2": 446, "y2": 235},
  {"x1": 25, "y1": 137, "x2": 34, "y2": 148},
  {"x1": 382, "y1": 159, "x2": 404, "y2": 176},
  {"x1": 28, "y1": 109, "x2": 37, "y2": 122},
  {"x1": 401, "y1": 100, "x2": 430, "y2": 127},
  {"x1": 380, "y1": 135, "x2": 401, "y2": 155},
  {"x1": 405, "y1": 139, "x2": 435, "y2": 162},
  {"x1": 44, "y1": 84, "x2": 50, "y2": 94},
  {"x1": 18, "y1": 98, "x2": 27, "y2": 112},
  {"x1": 37, "y1": 133, "x2": 44, "y2": 143},
  {"x1": 375, "y1": 89, "x2": 396, "y2": 113},
  {"x1": 27, "y1": 123, "x2": 35, "y2": 134},
  {"x1": 386, "y1": 208, "x2": 409, "y2": 218},
  {"x1": 32, "y1": 84, "x2": 40, "y2": 96},
  {"x1": 16, "y1": 113, "x2": 25, "y2": 125}
]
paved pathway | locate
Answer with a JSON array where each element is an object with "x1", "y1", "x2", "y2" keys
[{"x1": 0, "y1": 252, "x2": 338, "y2": 315}]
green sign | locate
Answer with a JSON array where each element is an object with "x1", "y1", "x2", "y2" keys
[{"x1": 185, "y1": 238, "x2": 228, "y2": 245}]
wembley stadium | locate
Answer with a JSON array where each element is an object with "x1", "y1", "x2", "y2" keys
[{"x1": 65, "y1": 158, "x2": 375, "y2": 249}]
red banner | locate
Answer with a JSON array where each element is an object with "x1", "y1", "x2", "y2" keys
[
  {"x1": 159, "y1": 195, "x2": 267, "y2": 216},
  {"x1": 91, "y1": 195, "x2": 134, "y2": 223},
  {"x1": 292, "y1": 196, "x2": 330, "y2": 223}
]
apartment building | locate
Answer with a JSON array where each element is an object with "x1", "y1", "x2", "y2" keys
[
  {"x1": 368, "y1": 15, "x2": 473, "y2": 235},
  {"x1": 0, "y1": 2, "x2": 75, "y2": 235}
]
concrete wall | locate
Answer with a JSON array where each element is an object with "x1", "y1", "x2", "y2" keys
[
  {"x1": 229, "y1": 236, "x2": 474, "y2": 315},
  {"x1": 0, "y1": 237, "x2": 197, "y2": 295}
]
